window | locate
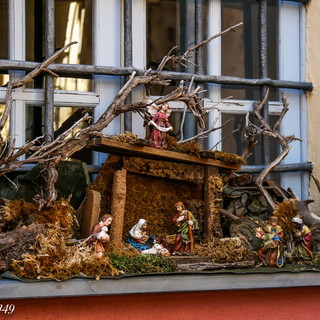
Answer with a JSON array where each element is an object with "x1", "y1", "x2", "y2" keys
[
  {"x1": 131, "y1": 0, "x2": 310, "y2": 199},
  {"x1": 0, "y1": 1, "x2": 103, "y2": 164},
  {"x1": 26, "y1": 0, "x2": 93, "y2": 91},
  {"x1": 0, "y1": 0, "x2": 311, "y2": 197},
  {"x1": 146, "y1": 0, "x2": 208, "y2": 96}
]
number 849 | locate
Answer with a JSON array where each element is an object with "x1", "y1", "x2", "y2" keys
[{"x1": 0, "y1": 304, "x2": 15, "y2": 314}]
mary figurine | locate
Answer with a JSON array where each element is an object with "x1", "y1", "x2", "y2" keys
[{"x1": 127, "y1": 219, "x2": 153, "y2": 252}]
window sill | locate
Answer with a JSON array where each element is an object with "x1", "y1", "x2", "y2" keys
[{"x1": 1, "y1": 271, "x2": 320, "y2": 300}]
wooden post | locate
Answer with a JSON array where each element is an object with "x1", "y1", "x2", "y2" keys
[
  {"x1": 80, "y1": 189, "x2": 101, "y2": 238},
  {"x1": 204, "y1": 166, "x2": 223, "y2": 241},
  {"x1": 110, "y1": 169, "x2": 127, "y2": 249}
]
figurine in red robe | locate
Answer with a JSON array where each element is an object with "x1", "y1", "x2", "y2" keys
[
  {"x1": 148, "y1": 103, "x2": 173, "y2": 149},
  {"x1": 90, "y1": 214, "x2": 113, "y2": 258}
]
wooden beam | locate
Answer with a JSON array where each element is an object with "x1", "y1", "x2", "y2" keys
[
  {"x1": 81, "y1": 190, "x2": 101, "y2": 238},
  {"x1": 88, "y1": 138, "x2": 241, "y2": 170}
]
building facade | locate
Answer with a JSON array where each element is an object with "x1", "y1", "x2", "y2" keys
[{"x1": 1, "y1": 0, "x2": 320, "y2": 317}]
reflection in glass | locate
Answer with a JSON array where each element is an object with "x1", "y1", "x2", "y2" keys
[
  {"x1": 221, "y1": 0, "x2": 278, "y2": 100},
  {"x1": 26, "y1": 0, "x2": 93, "y2": 91},
  {"x1": 146, "y1": 0, "x2": 208, "y2": 95},
  {"x1": 169, "y1": 111, "x2": 197, "y2": 141}
]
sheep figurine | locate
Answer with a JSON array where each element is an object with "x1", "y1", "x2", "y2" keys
[
  {"x1": 141, "y1": 243, "x2": 170, "y2": 256},
  {"x1": 96, "y1": 226, "x2": 109, "y2": 240}
]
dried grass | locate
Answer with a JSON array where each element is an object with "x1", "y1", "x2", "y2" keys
[
  {"x1": 166, "y1": 135, "x2": 201, "y2": 156},
  {"x1": 1, "y1": 199, "x2": 77, "y2": 234},
  {"x1": 273, "y1": 199, "x2": 299, "y2": 231},
  {"x1": 195, "y1": 238, "x2": 251, "y2": 263},
  {"x1": 108, "y1": 242, "x2": 140, "y2": 257},
  {"x1": 213, "y1": 150, "x2": 246, "y2": 165},
  {"x1": 110, "y1": 131, "x2": 139, "y2": 143},
  {"x1": 11, "y1": 224, "x2": 118, "y2": 280},
  {"x1": 2, "y1": 199, "x2": 119, "y2": 280}
]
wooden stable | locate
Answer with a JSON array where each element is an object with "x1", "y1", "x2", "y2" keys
[{"x1": 87, "y1": 138, "x2": 241, "y2": 242}]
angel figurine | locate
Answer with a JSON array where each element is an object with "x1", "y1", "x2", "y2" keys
[{"x1": 147, "y1": 102, "x2": 173, "y2": 149}]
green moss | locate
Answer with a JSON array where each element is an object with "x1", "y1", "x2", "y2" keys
[{"x1": 109, "y1": 254, "x2": 177, "y2": 274}]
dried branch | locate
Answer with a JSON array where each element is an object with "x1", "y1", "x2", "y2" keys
[
  {"x1": 179, "y1": 105, "x2": 187, "y2": 142},
  {"x1": 256, "y1": 147, "x2": 291, "y2": 210},
  {"x1": 0, "y1": 25, "x2": 243, "y2": 208},
  {"x1": 0, "y1": 41, "x2": 77, "y2": 134},
  {"x1": 241, "y1": 113, "x2": 264, "y2": 159},
  {"x1": 173, "y1": 22, "x2": 243, "y2": 67},
  {"x1": 273, "y1": 91, "x2": 289, "y2": 131},
  {"x1": 220, "y1": 208, "x2": 240, "y2": 221},
  {"x1": 178, "y1": 119, "x2": 232, "y2": 144},
  {"x1": 243, "y1": 90, "x2": 300, "y2": 209},
  {"x1": 210, "y1": 128, "x2": 239, "y2": 151}
]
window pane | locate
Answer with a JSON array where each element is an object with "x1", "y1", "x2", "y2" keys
[
  {"x1": 25, "y1": 106, "x2": 93, "y2": 164},
  {"x1": 221, "y1": 0, "x2": 278, "y2": 100},
  {"x1": 146, "y1": 0, "x2": 208, "y2": 95},
  {"x1": 168, "y1": 111, "x2": 197, "y2": 141},
  {"x1": 221, "y1": 113, "x2": 280, "y2": 166},
  {"x1": 26, "y1": 0, "x2": 93, "y2": 91},
  {"x1": 0, "y1": 0, "x2": 9, "y2": 86}
]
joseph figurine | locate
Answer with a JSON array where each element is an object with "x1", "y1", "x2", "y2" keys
[{"x1": 172, "y1": 201, "x2": 198, "y2": 255}]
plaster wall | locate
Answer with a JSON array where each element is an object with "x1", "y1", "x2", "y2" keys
[
  {"x1": 4, "y1": 287, "x2": 320, "y2": 320},
  {"x1": 307, "y1": 1, "x2": 320, "y2": 212}
]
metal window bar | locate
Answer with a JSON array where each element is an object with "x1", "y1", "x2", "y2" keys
[
  {"x1": 0, "y1": 60, "x2": 312, "y2": 91},
  {"x1": 195, "y1": 0, "x2": 204, "y2": 146},
  {"x1": 195, "y1": 0, "x2": 204, "y2": 76},
  {"x1": 44, "y1": 0, "x2": 55, "y2": 142},
  {"x1": 124, "y1": 0, "x2": 133, "y2": 131},
  {"x1": 259, "y1": 0, "x2": 270, "y2": 164},
  {"x1": 240, "y1": 162, "x2": 313, "y2": 173},
  {"x1": 288, "y1": 0, "x2": 310, "y2": 3}
]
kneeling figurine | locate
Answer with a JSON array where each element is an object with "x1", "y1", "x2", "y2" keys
[
  {"x1": 291, "y1": 216, "x2": 313, "y2": 263},
  {"x1": 90, "y1": 214, "x2": 113, "y2": 258},
  {"x1": 127, "y1": 219, "x2": 153, "y2": 252},
  {"x1": 256, "y1": 216, "x2": 284, "y2": 267}
]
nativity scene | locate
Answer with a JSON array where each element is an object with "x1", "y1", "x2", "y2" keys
[{"x1": 0, "y1": 22, "x2": 320, "y2": 281}]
